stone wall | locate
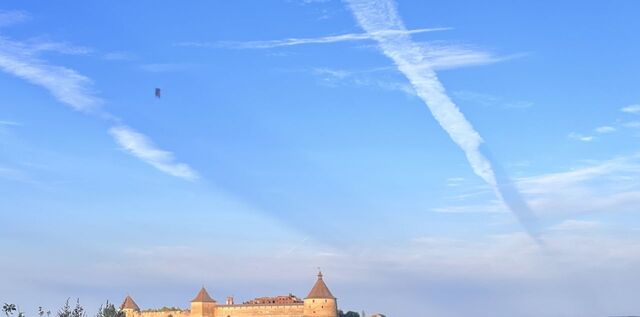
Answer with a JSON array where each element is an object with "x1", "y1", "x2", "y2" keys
[
  {"x1": 214, "y1": 304, "x2": 304, "y2": 317},
  {"x1": 136, "y1": 310, "x2": 191, "y2": 317}
]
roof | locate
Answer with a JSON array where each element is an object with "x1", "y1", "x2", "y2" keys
[
  {"x1": 191, "y1": 287, "x2": 216, "y2": 303},
  {"x1": 305, "y1": 271, "x2": 335, "y2": 299},
  {"x1": 120, "y1": 295, "x2": 140, "y2": 311}
]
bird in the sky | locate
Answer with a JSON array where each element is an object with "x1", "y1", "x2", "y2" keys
[{"x1": 155, "y1": 88, "x2": 161, "y2": 98}]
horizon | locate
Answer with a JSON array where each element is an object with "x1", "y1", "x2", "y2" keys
[{"x1": 2, "y1": 1, "x2": 640, "y2": 317}]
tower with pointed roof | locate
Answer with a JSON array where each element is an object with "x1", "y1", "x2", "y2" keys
[
  {"x1": 303, "y1": 271, "x2": 338, "y2": 317},
  {"x1": 190, "y1": 287, "x2": 216, "y2": 317},
  {"x1": 120, "y1": 295, "x2": 140, "y2": 317},
  {"x1": 119, "y1": 271, "x2": 340, "y2": 317}
]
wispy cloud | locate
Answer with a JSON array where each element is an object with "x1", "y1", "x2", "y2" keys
[
  {"x1": 432, "y1": 202, "x2": 505, "y2": 214},
  {"x1": 311, "y1": 66, "x2": 416, "y2": 96},
  {"x1": 568, "y1": 132, "x2": 594, "y2": 142},
  {"x1": 103, "y1": 51, "x2": 135, "y2": 61},
  {"x1": 440, "y1": 154, "x2": 640, "y2": 218},
  {"x1": 0, "y1": 120, "x2": 21, "y2": 126},
  {"x1": 594, "y1": 126, "x2": 616, "y2": 134},
  {"x1": 622, "y1": 121, "x2": 640, "y2": 128},
  {"x1": 420, "y1": 43, "x2": 526, "y2": 70},
  {"x1": 25, "y1": 38, "x2": 93, "y2": 55},
  {"x1": 0, "y1": 37, "x2": 102, "y2": 112},
  {"x1": 345, "y1": 0, "x2": 539, "y2": 238},
  {"x1": 454, "y1": 90, "x2": 534, "y2": 109},
  {"x1": 550, "y1": 219, "x2": 601, "y2": 231},
  {"x1": 0, "y1": 165, "x2": 41, "y2": 186},
  {"x1": 294, "y1": 0, "x2": 332, "y2": 4},
  {"x1": 139, "y1": 63, "x2": 195, "y2": 73},
  {"x1": 0, "y1": 10, "x2": 29, "y2": 27},
  {"x1": 0, "y1": 36, "x2": 198, "y2": 181},
  {"x1": 518, "y1": 156, "x2": 640, "y2": 216},
  {"x1": 109, "y1": 126, "x2": 199, "y2": 181},
  {"x1": 621, "y1": 104, "x2": 640, "y2": 114},
  {"x1": 445, "y1": 177, "x2": 465, "y2": 187},
  {"x1": 176, "y1": 27, "x2": 450, "y2": 49},
  {"x1": 0, "y1": 166, "x2": 29, "y2": 182},
  {"x1": 312, "y1": 58, "x2": 525, "y2": 97}
]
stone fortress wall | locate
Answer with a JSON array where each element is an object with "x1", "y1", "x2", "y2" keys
[
  {"x1": 121, "y1": 272, "x2": 337, "y2": 317},
  {"x1": 137, "y1": 311, "x2": 189, "y2": 317},
  {"x1": 215, "y1": 304, "x2": 304, "y2": 317}
]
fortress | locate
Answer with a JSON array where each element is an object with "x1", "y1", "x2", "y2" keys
[{"x1": 120, "y1": 272, "x2": 338, "y2": 317}]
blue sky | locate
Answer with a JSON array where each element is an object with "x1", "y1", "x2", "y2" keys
[{"x1": 2, "y1": 1, "x2": 640, "y2": 316}]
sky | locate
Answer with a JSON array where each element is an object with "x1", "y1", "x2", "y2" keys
[{"x1": 1, "y1": 1, "x2": 640, "y2": 316}]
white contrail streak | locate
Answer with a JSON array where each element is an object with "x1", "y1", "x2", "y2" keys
[
  {"x1": 345, "y1": 0, "x2": 539, "y2": 238},
  {"x1": 177, "y1": 27, "x2": 450, "y2": 49}
]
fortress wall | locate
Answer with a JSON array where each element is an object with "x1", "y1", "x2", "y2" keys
[
  {"x1": 138, "y1": 311, "x2": 191, "y2": 317},
  {"x1": 214, "y1": 304, "x2": 304, "y2": 317}
]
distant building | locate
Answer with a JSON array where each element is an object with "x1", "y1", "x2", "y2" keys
[
  {"x1": 243, "y1": 294, "x2": 303, "y2": 305},
  {"x1": 121, "y1": 271, "x2": 337, "y2": 317}
]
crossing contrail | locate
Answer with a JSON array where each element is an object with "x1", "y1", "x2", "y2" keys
[{"x1": 345, "y1": 0, "x2": 540, "y2": 239}]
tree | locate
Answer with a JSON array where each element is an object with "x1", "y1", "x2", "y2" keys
[
  {"x1": 96, "y1": 301, "x2": 125, "y2": 317},
  {"x1": 3, "y1": 304, "x2": 17, "y2": 317},
  {"x1": 338, "y1": 310, "x2": 360, "y2": 317},
  {"x1": 58, "y1": 299, "x2": 85, "y2": 317},
  {"x1": 38, "y1": 307, "x2": 44, "y2": 317},
  {"x1": 58, "y1": 299, "x2": 71, "y2": 317}
]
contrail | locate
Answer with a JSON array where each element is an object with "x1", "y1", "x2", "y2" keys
[
  {"x1": 345, "y1": 0, "x2": 540, "y2": 239},
  {"x1": 177, "y1": 27, "x2": 451, "y2": 49}
]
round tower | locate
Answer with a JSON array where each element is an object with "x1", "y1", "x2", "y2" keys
[
  {"x1": 303, "y1": 271, "x2": 337, "y2": 317},
  {"x1": 190, "y1": 287, "x2": 216, "y2": 317}
]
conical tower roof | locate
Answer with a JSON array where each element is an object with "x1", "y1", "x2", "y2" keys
[
  {"x1": 191, "y1": 287, "x2": 216, "y2": 303},
  {"x1": 305, "y1": 271, "x2": 335, "y2": 299},
  {"x1": 120, "y1": 295, "x2": 140, "y2": 311}
]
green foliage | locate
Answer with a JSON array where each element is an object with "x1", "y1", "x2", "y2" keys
[
  {"x1": 58, "y1": 299, "x2": 85, "y2": 317},
  {"x1": 3, "y1": 304, "x2": 17, "y2": 317},
  {"x1": 96, "y1": 302, "x2": 125, "y2": 317},
  {"x1": 338, "y1": 310, "x2": 360, "y2": 317}
]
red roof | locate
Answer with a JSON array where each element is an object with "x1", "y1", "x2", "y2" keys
[
  {"x1": 305, "y1": 272, "x2": 335, "y2": 299},
  {"x1": 191, "y1": 287, "x2": 216, "y2": 303},
  {"x1": 120, "y1": 295, "x2": 140, "y2": 311}
]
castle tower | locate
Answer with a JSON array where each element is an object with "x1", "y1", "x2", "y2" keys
[
  {"x1": 303, "y1": 271, "x2": 338, "y2": 317},
  {"x1": 120, "y1": 295, "x2": 140, "y2": 317},
  {"x1": 190, "y1": 287, "x2": 216, "y2": 317}
]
